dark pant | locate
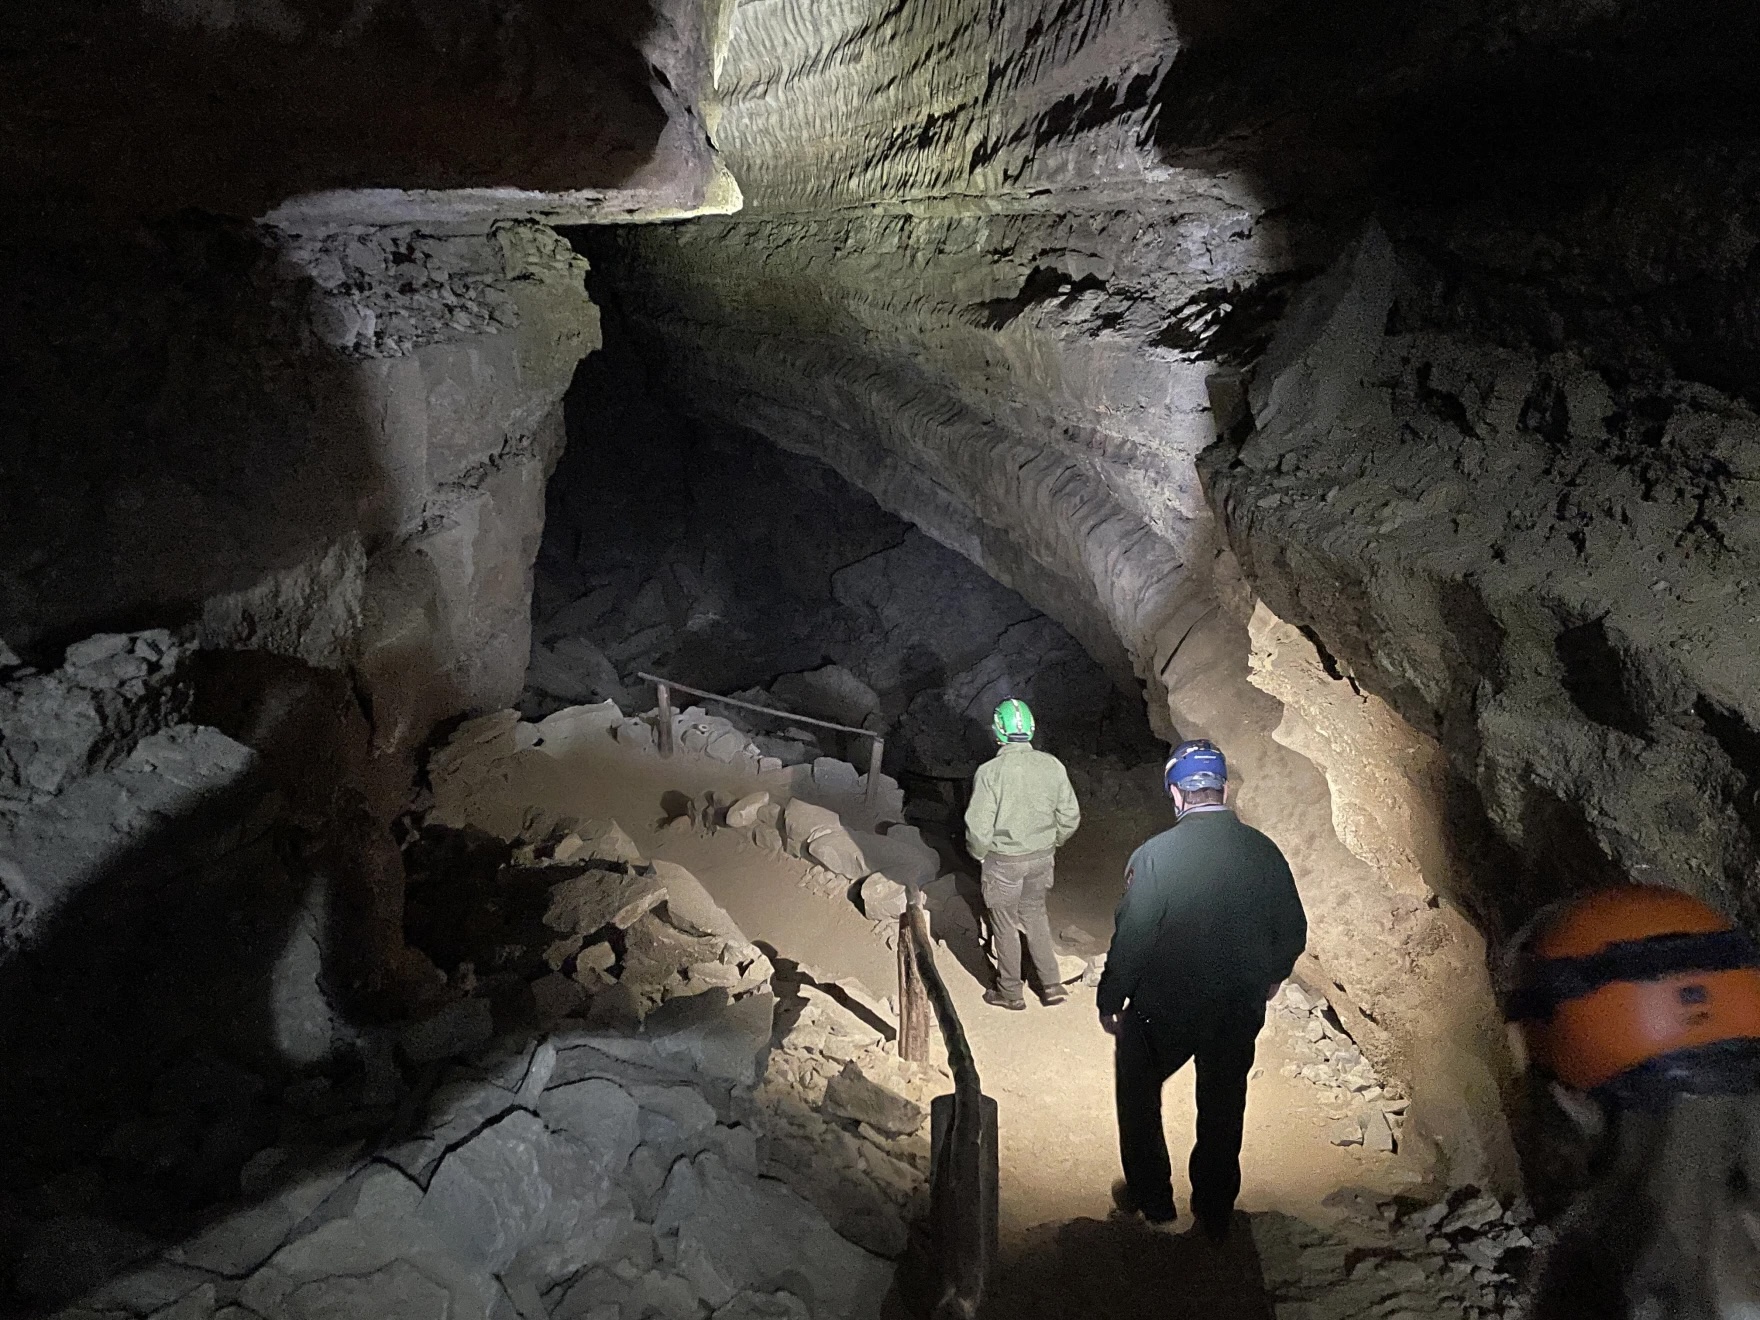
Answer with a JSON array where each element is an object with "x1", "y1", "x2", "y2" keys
[
  {"x1": 980, "y1": 849, "x2": 1060, "y2": 1002},
  {"x1": 1114, "y1": 999, "x2": 1264, "y2": 1225}
]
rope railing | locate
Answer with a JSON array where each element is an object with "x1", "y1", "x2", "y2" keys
[
  {"x1": 636, "y1": 672, "x2": 887, "y2": 806},
  {"x1": 900, "y1": 901, "x2": 997, "y2": 1319}
]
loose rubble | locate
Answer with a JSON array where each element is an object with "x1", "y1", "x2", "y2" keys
[
  {"x1": 402, "y1": 711, "x2": 945, "y2": 1263},
  {"x1": 34, "y1": 1025, "x2": 896, "y2": 1320},
  {"x1": 1267, "y1": 982, "x2": 1407, "y2": 1152},
  {"x1": 23, "y1": 722, "x2": 939, "y2": 1315},
  {"x1": 1254, "y1": 1187, "x2": 1547, "y2": 1320}
]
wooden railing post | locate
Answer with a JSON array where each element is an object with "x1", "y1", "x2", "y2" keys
[
  {"x1": 907, "y1": 905, "x2": 996, "y2": 1319},
  {"x1": 865, "y1": 735, "x2": 886, "y2": 806},
  {"x1": 656, "y1": 681, "x2": 674, "y2": 759},
  {"x1": 898, "y1": 903, "x2": 930, "y2": 1063}
]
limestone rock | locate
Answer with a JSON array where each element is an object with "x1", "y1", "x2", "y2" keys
[
  {"x1": 544, "y1": 869, "x2": 667, "y2": 937},
  {"x1": 574, "y1": 941, "x2": 618, "y2": 981},
  {"x1": 806, "y1": 828, "x2": 867, "y2": 880},
  {"x1": 0, "y1": 629, "x2": 192, "y2": 806},
  {"x1": 1362, "y1": 1107, "x2": 1396, "y2": 1153},
  {"x1": 811, "y1": 757, "x2": 863, "y2": 796},
  {"x1": 282, "y1": 1260, "x2": 452, "y2": 1320},
  {"x1": 650, "y1": 859, "x2": 745, "y2": 941},
  {"x1": 647, "y1": 989, "x2": 776, "y2": 1086},
  {"x1": 618, "y1": 914, "x2": 725, "y2": 1004},
  {"x1": 539, "y1": 1078, "x2": 642, "y2": 1181},
  {"x1": 780, "y1": 800, "x2": 841, "y2": 856},
  {"x1": 807, "y1": 826, "x2": 936, "y2": 888},
  {"x1": 414, "y1": 1110, "x2": 556, "y2": 1272},
  {"x1": 1327, "y1": 1118, "x2": 1364, "y2": 1147},
  {"x1": 577, "y1": 820, "x2": 646, "y2": 867},
  {"x1": 724, "y1": 791, "x2": 771, "y2": 828},
  {"x1": 656, "y1": 1152, "x2": 892, "y2": 1317},
  {"x1": 858, "y1": 875, "x2": 908, "y2": 921},
  {"x1": 823, "y1": 1062, "x2": 926, "y2": 1136},
  {"x1": 533, "y1": 972, "x2": 588, "y2": 1021}
]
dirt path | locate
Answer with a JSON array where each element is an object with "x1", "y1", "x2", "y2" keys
[{"x1": 487, "y1": 732, "x2": 1439, "y2": 1310}]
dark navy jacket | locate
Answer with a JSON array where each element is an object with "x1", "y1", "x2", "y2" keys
[{"x1": 1097, "y1": 808, "x2": 1308, "y2": 1022}]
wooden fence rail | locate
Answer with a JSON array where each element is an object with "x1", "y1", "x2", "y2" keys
[
  {"x1": 636, "y1": 672, "x2": 886, "y2": 806},
  {"x1": 635, "y1": 671, "x2": 990, "y2": 1314},
  {"x1": 900, "y1": 901, "x2": 997, "y2": 1319}
]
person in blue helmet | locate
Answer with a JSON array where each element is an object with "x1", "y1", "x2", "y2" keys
[{"x1": 1096, "y1": 739, "x2": 1307, "y2": 1242}]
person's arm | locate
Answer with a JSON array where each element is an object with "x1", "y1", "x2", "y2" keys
[
  {"x1": 964, "y1": 763, "x2": 999, "y2": 861},
  {"x1": 1096, "y1": 855, "x2": 1159, "y2": 1020},
  {"x1": 1264, "y1": 854, "x2": 1308, "y2": 984},
  {"x1": 1052, "y1": 765, "x2": 1081, "y2": 848}
]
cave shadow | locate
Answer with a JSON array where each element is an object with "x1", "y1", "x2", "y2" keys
[
  {"x1": 2, "y1": 0, "x2": 684, "y2": 223},
  {"x1": 0, "y1": 217, "x2": 473, "y2": 1313},
  {"x1": 977, "y1": 1211, "x2": 1273, "y2": 1319},
  {"x1": 758, "y1": 945, "x2": 898, "y2": 1045},
  {"x1": 1140, "y1": 0, "x2": 1760, "y2": 366}
]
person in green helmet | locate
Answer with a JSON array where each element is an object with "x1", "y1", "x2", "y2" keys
[{"x1": 964, "y1": 698, "x2": 1082, "y2": 1010}]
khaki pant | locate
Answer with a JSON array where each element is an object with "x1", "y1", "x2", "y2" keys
[{"x1": 980, "y1": 849, "x2": 1061, "y2": 1002}]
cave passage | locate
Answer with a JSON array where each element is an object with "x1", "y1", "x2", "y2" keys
[
  {"x1": 526, "y1": 313, "x2": 1164, "y2": 797},
  {"x1": 16, "y1": 0, "x2": 1760, "y2": 1314}
]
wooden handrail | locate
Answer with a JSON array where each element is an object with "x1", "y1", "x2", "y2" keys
[
  {"x1": 900, "y1": 902, "x2": 996, "y2": 1319},
  {"x1": 637, "y1": 671, "x2": 887, "y2": 805}
]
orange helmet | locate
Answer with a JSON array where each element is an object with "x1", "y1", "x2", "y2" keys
[{"x1": 1509, "y1": 885, "x2": 1760, "y2": 1104}]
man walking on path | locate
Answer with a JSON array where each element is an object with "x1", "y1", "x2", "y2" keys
[
  {"x1": 964, "y1": 698, "x2": 1082, "y2": 1010},
  {"x1": 1097, "y1": 739, "x2": 1307, "y2": 1241}
]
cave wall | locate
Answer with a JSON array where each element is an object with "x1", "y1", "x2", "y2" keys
[
  {"x1": 0, "y1": 218, "x2": 597, "y2": 751},
  {"x1": 580, "y1": 0, "x2": 1545, "y2": 1187},
  {"x1": 2, "y1": 0, "x2": 737, "y2": 226},
  {"x1": 1204, "y1": 208, "x2": 1760, "y2": 944}
]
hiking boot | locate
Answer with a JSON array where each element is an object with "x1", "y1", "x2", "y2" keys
[
  {"x1": 1110, "y1": 1178, "x2": 1175, "y2": 1227},
  {"x1": 1040, "y1": 985, "x2": 1070, "y2": 1006},
  {"x1": 983, "y1": 989, "x2": 1026, "y2": 1011}
]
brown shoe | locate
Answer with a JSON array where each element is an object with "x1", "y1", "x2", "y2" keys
[
  {"x1": 1040, "y1": 985, "x2": 1070, "y2": 1006},
  {"x1": 983, "y1": 989, "x2": 1026, "y2": 1011}
]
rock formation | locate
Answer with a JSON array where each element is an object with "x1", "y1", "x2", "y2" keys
[{"x1": 8, "y1": 0, "x2": 1760, "y2": 1311}]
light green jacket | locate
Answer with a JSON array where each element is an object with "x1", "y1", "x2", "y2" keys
[{"x1": 964, "y1": 742, "x2": 1081, "y2": 860}]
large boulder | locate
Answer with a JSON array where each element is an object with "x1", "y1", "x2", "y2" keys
[
  {"x1": 858, "y1": 875, "x2": 908, "y2": 921},
  {"x1": 724, "y1": 791, "x2": 771, "y2": 829},
  {"x1": 544, "y1": 869, "x2": 667, "y2": 936},
  {"x1": 781, "y1": 799, "x2": 842, "y2": 856},
  {"x1": 645, "y1": 989, "x2": 776, "y2": 1086},
  {"x1": 823, "y1": 1063, "x2": 925, "y2": 1136},
  {"x1": 769, "y1": 665, "x2": 881, "y2": 731},
  {"x1": 806, "y1": 828, "x2": 937, "y2": 889},
  {"x1": 655, "y1": 1152, "x2": 892, "y2": 1317}
]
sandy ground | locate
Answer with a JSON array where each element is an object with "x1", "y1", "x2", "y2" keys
[{"x1": 496, "y1": 733, "x2": 1438, "y2": 1311}]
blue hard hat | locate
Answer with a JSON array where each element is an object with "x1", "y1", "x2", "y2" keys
[{"x1": 1165, "y1": 739, "x2": 1227, "y2": 794}]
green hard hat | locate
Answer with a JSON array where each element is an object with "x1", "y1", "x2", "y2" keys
[{"x1": 992, "y1": 698, "x2": 1035, "y2": 744}]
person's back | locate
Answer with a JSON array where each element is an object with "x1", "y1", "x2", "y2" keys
[
  {"x1": 968, "y1": 743, "x2": 1080, "y2": 857},
  {"x1": 1098, "y1": 739, "x2": 1307, "y2": 1241},
  {"x1": 1101, "y1": 810, "x2": 1307, "y2": 1024},
  {"x1": 965, "y1": 699, "x2": 1081, "y2": 1009}
]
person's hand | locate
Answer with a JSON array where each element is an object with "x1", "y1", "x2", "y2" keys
[{"x1": 1099, "y1": 1012, "x2": 1121, "y2": 1037}]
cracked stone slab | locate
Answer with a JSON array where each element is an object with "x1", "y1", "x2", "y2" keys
[{"x1": 544, "y1": 869, "x2": 667, "y2": 937}]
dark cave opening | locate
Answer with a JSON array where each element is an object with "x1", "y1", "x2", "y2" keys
[{"x1": 522, "y1": 304, "x2": 1166, "y2": 837}]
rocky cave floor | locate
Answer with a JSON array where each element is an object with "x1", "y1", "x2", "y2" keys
[
  {"x1": 3, "y1": 635, "x2": 1541, "y2": 1319},
  {"x1": 0, "y1": 365, "x2": 1549, "y2": 1318}
]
